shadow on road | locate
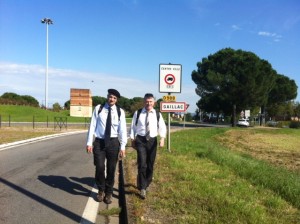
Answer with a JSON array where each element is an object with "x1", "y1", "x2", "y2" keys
[
  {"x1": 38, "y1": 175, "x2": 93, "y2": 196},
  {"x1": 0, "y1": 177, "x2": 91, "y2": 223}
]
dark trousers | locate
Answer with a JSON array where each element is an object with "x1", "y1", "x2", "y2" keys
[
  {"x1": 136, "y1": 135, "x2": 157, "y2": 190},
  {"x1": 93, "y1": 138, "x2": 120, "y2": 194}
]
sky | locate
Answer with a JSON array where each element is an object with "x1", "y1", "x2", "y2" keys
[{"x1": 0, "y1": 0, "x2": 300, "y2": 113}]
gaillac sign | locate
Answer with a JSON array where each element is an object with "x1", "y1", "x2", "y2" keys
[{"x1": 160, "y1": 102, "x2": 186, "y2": 112}]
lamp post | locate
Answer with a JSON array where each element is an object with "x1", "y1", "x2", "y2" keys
[{"x1": 41, "y1": 18, "x2": 53, "y2": 109}]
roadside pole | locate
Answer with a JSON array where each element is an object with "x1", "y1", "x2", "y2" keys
[
  {"x1": 167, "y1": 109, "x2": 171, "y2": 152},
  {"x1": 159, "y1": 63, "x2": 182, "y2": 153},
  {"x1": 183, "y1": 104, "x2": 189, "y2": 129},
  {"x1": 183, "y1": 112, "x2": 185, "y2": 129}
]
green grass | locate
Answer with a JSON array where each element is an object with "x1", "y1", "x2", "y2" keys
[
  {"x1": 0, "y1": 105, "x2": 87, "y2": 122},
  {"x1": 125, "y1": 127, "x2": 300, "y2": 223},
  {"x1": 98, "y1": 207, "x2": 122, "y2": 216},
  {"x1": 193, "y1": 131, "x2": 300, "y2": 209},
  {"x1": 0, "y1": 105, "x2": 133, "y2": 123}
]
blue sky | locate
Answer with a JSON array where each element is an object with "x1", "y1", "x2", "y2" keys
[{"x1": 0, "y1": 0, "x2": 299, "y2": 113}]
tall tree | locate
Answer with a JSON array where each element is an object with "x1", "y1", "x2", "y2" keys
[
  {"x1": 268, "y1": 74, "x2": 297, "y2": 105},
  {"x1": 192, "y1": 48, "x2": 278, "y2": 117}
]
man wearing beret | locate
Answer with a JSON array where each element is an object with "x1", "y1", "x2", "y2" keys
[{"x1": 86, "y1": 89, "x2": 127, "y2": 204}]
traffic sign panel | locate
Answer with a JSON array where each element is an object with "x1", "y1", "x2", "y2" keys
[
  {"x1": 159, "y1": 64, "x2": 182, "y2": 93},
  {"x1": 160, "y1": 102, "x2": 186, "y2": 112},
  {"x1": 162, "y1": 95, "x2": 176, "y2": 102}
]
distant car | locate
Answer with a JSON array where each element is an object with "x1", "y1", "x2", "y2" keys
[{"x1": 237, "y1": 118, "x2": 249, "y2": 127}]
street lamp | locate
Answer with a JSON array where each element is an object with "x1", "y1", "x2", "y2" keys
[{"x1": 41, "y1": 18, "x2": 53, "y2": 109}]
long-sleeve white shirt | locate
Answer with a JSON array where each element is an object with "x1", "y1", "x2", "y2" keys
[
  {"x1": 130, "y1": 108, "x2": 166, "y2": 139},
  {"x1": 86, "y1": 103, "x2": 127, "y2": 150}
]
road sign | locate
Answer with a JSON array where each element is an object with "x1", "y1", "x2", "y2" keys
[
  {"x1": 159, "y1": 64, "x2": 182, "y2": 93},
  {"x1": 160, "y1": 102, "x2": 186, "y2": 112},
  {"x1": 162, "y1": 95, "x2": 176, "y2": 102},
  {"x1": 185, "y1": 104, "x2": 190, "y2": 111}
]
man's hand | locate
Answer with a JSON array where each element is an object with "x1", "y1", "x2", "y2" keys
[
  {"x1": 86, "y1": 145, "x2": 93, "y2": 154},
  {"x1": 119, "y1": 150, "x2": 126, "y2": 160},
  {"x1": 131, "y1": 139, "x2": 137, "y2": 149},
  {"x1": 159, "y1": 138, "x2": 165, "y2": 148}
]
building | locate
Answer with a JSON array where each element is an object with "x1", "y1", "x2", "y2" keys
[{"x1": 70, "y1": 88, "x2": 92, "y2": 117}]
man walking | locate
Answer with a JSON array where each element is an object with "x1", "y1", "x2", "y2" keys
[
  {"x1": 130, "y1": 93, "x2": 166, "y2": 199},
  {"x1": 86, "y1": 89, "x2": 127, "y2": 204}
]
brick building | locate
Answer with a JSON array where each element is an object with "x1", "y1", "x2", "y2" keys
[{"x1": 70, "y1": 88, "x2": 92, "y2": 117}]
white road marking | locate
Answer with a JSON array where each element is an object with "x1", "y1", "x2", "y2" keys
[{"x1": 80, "y1": 184, "x2": 99, "y2": 224}]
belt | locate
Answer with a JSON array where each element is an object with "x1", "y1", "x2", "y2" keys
[
  {"x1": 137, "y1": 135, "x2": 156, "y2": 139},
  {"x1": 95, "y1": 137, "x2": 118, "y2": 141}
]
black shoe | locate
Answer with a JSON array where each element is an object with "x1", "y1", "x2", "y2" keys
[
  {"x1": 140, "y1": 189, "x2": 146, "y2": 199},
  {"x1": 104, "y1": 194, "x2": 112, "y2": 204},
  {"x1": 97, "y1": 191, "x2": 104, "y2": 202}
]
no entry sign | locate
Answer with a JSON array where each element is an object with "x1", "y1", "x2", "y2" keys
[{"x1": 159, "y1": 64, "x2": 182, "y2": 93}]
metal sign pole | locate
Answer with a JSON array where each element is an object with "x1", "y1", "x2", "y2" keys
[
  {"x1": 167, "y1": 92, "x2": 171, "y2": 152},
  {"x1": 183, "y1": 111, "x2": 186, "y2": 129},
  {"x1": 168, "y1": 111, "x2": 171, "y2": 152},
  {"x1": 159, "y1": 64, "x2": 182, "y2": 153}
]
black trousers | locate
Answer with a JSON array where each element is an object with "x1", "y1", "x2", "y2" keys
[
  {"x1": 93, "y1": 138, "x2": 120, "y2": 194},
  {"x1": 135, "y1": 135, "x2": 157, "y2": 190}
]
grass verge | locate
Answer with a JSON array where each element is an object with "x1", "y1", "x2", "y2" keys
[
  {"x1": 124, "y1": 127, "x2": 300, "y2": 223},
  {"x1": 0, "y1": 127, "x2": 58, "y2": 144}
]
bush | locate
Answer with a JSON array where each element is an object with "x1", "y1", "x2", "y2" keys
[
  {"x1": 52, "y1": 102, "x2": 62, "y2": 112},
  {"x1": 289, "y1": 121, "x2": 300, "y2": 129},
  {"x1": 266, "y1": 120, "x2": 278, "y2": 127}
]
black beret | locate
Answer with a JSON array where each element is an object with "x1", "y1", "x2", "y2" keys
[{"x1": 108, "y1": 89, "x2": 121, "y2": 98}]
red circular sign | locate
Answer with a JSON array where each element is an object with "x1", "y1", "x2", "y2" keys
[{"x1": 164, "y1": 74, "x2": 175, "y2": 85}]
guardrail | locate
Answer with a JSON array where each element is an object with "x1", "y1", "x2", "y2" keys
[{"x1": 0, "y1": 115, "x2": 91, "y2": 129}]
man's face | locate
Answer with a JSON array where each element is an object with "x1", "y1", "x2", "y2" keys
[
  {"x1": 144, "y1": 97, "x2": 155, "y2": 111},
  {"x1": 107, "y1": 94, "x2": 117, "y2": 106}
]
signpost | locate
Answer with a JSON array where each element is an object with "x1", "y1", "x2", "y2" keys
[
  {"x1": 162, "y1": 95, "x2": 176, "y2": 102},
  {"x1": 159, "y1": 63, "x2": 182, "y2": 152},
  {"x1": 159, "y1": 64, "x2": 182, "y2": 93},
  {"x1": 160, "y1": 102, "x2": 186, "y2": 112},
  {"x1": 183, "y1": 104, "x2": 190, "y2": 128}
]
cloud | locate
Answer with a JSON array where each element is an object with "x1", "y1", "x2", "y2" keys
[
  {"x1": 0, "y1": 62, "x2": 198, "y2": 112},
  {"x1": 258, "y1": 31, "x2": 282, "y2": 41},
  {"x1": 231, "y1": 24, "x2": 241, "y2": 30}
]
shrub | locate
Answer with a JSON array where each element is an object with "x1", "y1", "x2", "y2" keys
[{"x1": 289, "y1": 121, "x2": 300, "y2": 129}]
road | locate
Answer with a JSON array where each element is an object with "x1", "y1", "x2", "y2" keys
[
  {"x1": 0, "y1": 123, "x2": 226, "y2": 224},
  {"x1": 0, "y1": 132, "x2": 94, "y2": 224}
]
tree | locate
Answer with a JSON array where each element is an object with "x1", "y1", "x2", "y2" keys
[
  {"x1": 52, "y1": 102, "x2": 62, "y2": 112},
  {"x1": 64, "y1": 100, "x2": 70, "y2": 110},
  {"x1": 294, "y1": 102, "x2": 300, "y2": 118},
  {"x1": 21, "y1": 95, "x2": 39, "y2": 107},
  {"x1": 192, "y1": 48, "x2": 279, "y2": 122},
  {"x1": 129, "y1": 97, "x2": 144, "y2": 116},
  {"x1": 267, "y1": 74, "x2": 297, "y2": 105},
  {"x1": 92, "y1": 96, "x2": 106, "y2": 107},
  {"x1": 117, "y1": 96, "x2": 131, "y2": 112},
  {"x1": 0, "y1": 92, "x2": 39, "y2": 106}
]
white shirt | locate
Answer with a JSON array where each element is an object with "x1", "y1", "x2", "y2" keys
[
  {"x1": 86, "y1": 103, "x2": 127, "y2": 150},
  {"x1": 130, "y1": 108, "x2": 166, "y2": 139}
]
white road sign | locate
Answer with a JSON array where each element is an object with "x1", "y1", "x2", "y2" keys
[
  {"x1": 160, "y1": 102, "x2": 186, "y2": 112},
  {"x1": 159, "y1": 64, "x2": 182, "y2": 93}
]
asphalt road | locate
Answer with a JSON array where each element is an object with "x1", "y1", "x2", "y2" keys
[
  {"x1": 0, "y1": 122, "x2": 226, "y2": 224},
  {"x1": 0, "y1": 132, "x2": 95, "y2": 224}
]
